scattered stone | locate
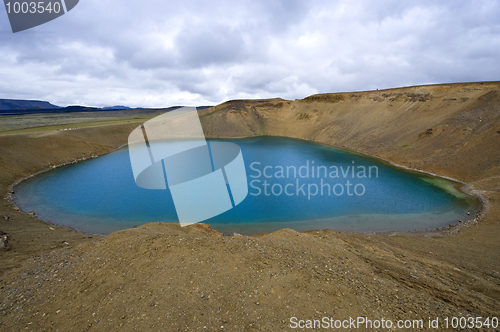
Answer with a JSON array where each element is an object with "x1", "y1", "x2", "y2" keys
[
  {"x1": 0, "y1": 231, "x2": 12, "y2": 249},
  {"x1": 297, "y1": 113, "x2": 313, "y2": 120}
]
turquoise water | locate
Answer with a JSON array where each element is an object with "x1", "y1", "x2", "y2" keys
[{"x1": 14, "y1": 137, "x2": 478, "y2": 235}]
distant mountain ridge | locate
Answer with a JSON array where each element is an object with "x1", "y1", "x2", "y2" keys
[
  {"x1": 0, "y1": 99, "x2": 60, "y2": 111},
  {"x1": 103, "y1": 106, "x2": 132, "y2": 110},
  {"x1": 0, "y1": 98, "x2": 214, "y2": 115}
]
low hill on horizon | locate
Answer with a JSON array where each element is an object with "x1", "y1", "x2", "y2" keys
[
  {"x1": 103, "y1": 105, "x2": 132, "y2": 110},
  {"x1": 0, "y1": 98, "x2": 215, "y2": 115},
  {"x1": 0, "y1": 99, "x2": 60, "y2": 111}
]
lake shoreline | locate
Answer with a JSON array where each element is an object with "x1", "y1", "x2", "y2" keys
[
  {"x1": 5, "y1": 143, "x2": 129, "y2": 238},
  {"x1": 208, "y1": 134, "x2": 486, "y2": 235},
  {"x1": 7, "y1": 134, "x2": 484, "y2": 238}
]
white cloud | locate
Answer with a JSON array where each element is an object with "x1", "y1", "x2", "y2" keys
[{"x1": 0, "y1": 0, "x2": 499, "y2": 107}]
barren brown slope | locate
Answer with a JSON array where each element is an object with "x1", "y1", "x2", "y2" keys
[
  {"x1": 0, "y1": 124, "x2": 141, "y2": 275},
  {"x1": 0, "y1": 82, "x2": 499, "y2": 331},
  {"x1": 200, "y1": 82, "x2": 500, "y2": 184}
]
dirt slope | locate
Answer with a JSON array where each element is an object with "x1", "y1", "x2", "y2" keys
[{"x1": 200, "y1": 82, "x2": 500, "y2": 184}]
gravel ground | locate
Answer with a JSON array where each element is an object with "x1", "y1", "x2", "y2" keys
[{"x1": 1, "y1": 223, "x2": 497, "y2": 331}]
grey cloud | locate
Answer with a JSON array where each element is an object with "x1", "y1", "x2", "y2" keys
[
  {"x1": 0, "y1": 0, "x2": 499, "y2": 107},
  {"x1": 175, "y1": 24, "x2": 248, "y2": 68}
]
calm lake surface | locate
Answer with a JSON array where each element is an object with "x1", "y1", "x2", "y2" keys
[{"x1": 14, "y1": 137, "x2": 478, "y2": 235}]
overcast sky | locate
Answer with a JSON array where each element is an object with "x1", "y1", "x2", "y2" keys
[{"x1": 0, "y1": 0, "x2": 499, "y2": 108}]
